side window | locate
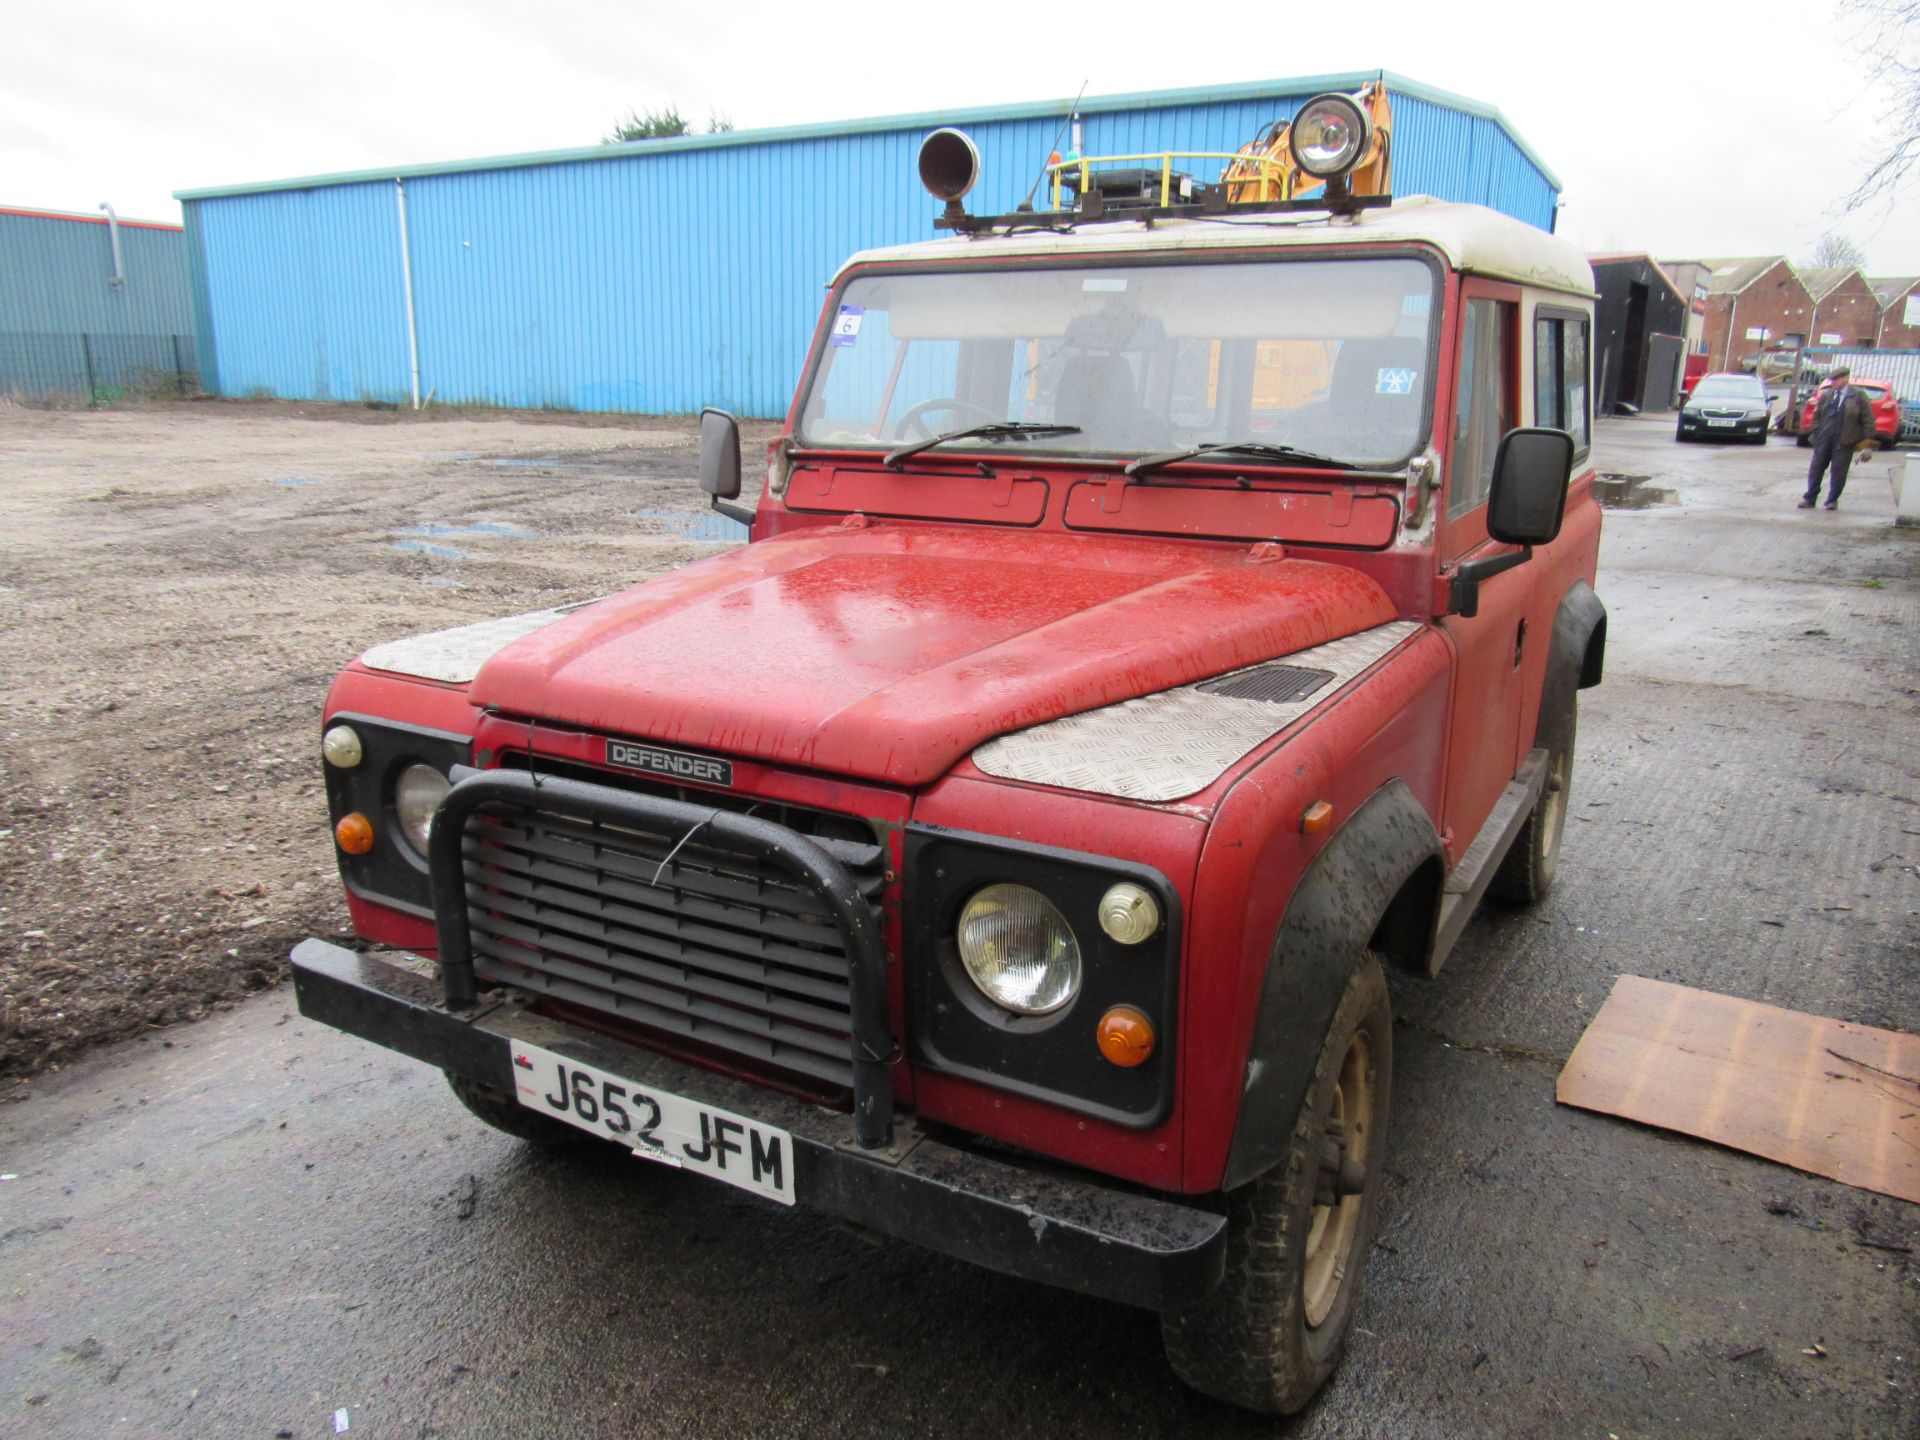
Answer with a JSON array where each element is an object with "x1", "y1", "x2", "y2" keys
[
  {"x1": 1449, "y1": 297, "x2": 1514, "y2": 520},
  {"x1": 1532, "y1": 310, "x2": 1590, "y2": 458}
]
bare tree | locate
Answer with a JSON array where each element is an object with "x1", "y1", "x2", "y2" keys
[
  {"x1": 1840, "y1": 0, "x2": 1919, "y2": 211},
  {"x1": 1807, "y1": 232, "x2": 1868, "y2": 268}
]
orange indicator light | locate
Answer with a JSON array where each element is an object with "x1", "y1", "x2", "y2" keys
[
  {"x1": 1301, "y1": 800, "x2": 1334, "y2": 836},
  {"x1": 1096, "y1": 1006, "x2": 1156, "y2": 1067},
  {"x1": 335, "y1": 812, "x2": 375, "y2": 855}
]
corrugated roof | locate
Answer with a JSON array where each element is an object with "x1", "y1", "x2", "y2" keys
[
  {"x1": 174, "y1": 69, "x2": 1561, "y2": 200},
  {"x1": 1799, "y1": 266, "x2": 1866, "y2": 301},
  {"x1": 0, "y1": 204, "x2": 181, "y2": 232}
]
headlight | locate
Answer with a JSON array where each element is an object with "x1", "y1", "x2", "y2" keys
[
  {"x1": 956, "y1": 884, "x2": 1082, "y2": 1014},
  {"x1": 1288, "y1": 93, "x2": 1370, "y2": 178},
  {"x1": 395, "y1": 764, "x2": 451, "y2": 853}
]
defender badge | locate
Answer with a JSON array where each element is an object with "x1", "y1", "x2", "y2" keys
[{"x1": 606, "y1": 739, "x2": 733, "y2": 787}]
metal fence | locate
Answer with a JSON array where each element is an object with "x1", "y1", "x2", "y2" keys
[{"x1": 0, "y1": 331, "x2": 198, "y2": 404}]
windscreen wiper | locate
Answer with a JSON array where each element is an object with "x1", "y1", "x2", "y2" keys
[
  {"x1": 1123, "y1": 440, "x2": 1357, "y2": 478},
  {"x1": 883, "y1": 422, "x2": 1081, "y2": 469}
]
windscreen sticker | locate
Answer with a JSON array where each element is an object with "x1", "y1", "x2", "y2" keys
[
  {"x1": 1401, "y1": 293, "x2": 1431, "y2": 315},
  {"x1": 830, "y1": 305, "x2": 864, "y2": 347},
  {"x1": 1082, "y1": 277, "x2": 1129, "y2": 292},
  {"x1": 1376, "y1": 368, "x2": 1418, "y2": 395}
]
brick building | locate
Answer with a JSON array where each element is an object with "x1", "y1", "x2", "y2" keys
[
  {"x1": 1872, "y1": 276, "x2": 1920, "y2": 348},
  {"x1": 1800, "y1": 267, "x2": 1882, "y2": 348},
  {"x1": 1664, "y1": 256, "x2": 1815, "y2": 372}
]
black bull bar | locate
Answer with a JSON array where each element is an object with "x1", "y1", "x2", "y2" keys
[{"x1": 429, "y1": 768, "x2": 895, "y2": 1148}]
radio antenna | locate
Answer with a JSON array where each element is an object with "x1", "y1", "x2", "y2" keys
[{"x1": 1020, "y1": 80, "x2": 1089, "y2": 211}]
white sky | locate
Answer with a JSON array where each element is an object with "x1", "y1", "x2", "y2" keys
[{"x1": 6, "y1": 0, "x2": 1916, "y2": 273}]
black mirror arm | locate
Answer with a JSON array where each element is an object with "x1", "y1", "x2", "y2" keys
[
  {"x1": 1448, "y1": 545, "x2": 1532, "y2": 619},
  {"x1": 710, "y1": 495, "x2": 755, "y2": 526}
]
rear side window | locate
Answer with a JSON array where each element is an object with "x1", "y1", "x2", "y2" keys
[{"x1": 1533, "y1": 310, "x2": 1590, "y2": 458}]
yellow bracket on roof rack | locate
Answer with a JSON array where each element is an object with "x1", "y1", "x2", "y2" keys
[{"x1": 1046, "y1": 152, "x2": 1294, "y2": 210}]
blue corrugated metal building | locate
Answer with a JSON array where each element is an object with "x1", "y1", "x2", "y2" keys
[
  {"x1": 178, "y1": 72, "x2": 1561, "y2": 418},
  {"x1": 1, "y1": 207, "x2": 197, "y2": 400}
]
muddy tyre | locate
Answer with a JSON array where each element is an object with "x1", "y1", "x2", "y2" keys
[
  {"x1": 1490, "y1": 699, "x2": 1575, "y2": 905},
  {"x1": 445, "y1": 1071, "x2": 585, "y2": 1146},
  {"x1": 1161, "y1": 957, "x2": 1391, "y2": 1415}
]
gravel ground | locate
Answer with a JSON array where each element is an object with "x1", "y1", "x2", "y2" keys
[
  {"x1": 0, "y1": 405, "x2": 1913, "y2": 1438},
  {"x1": 0, "y1": 399, "x2": 772, "y2": 1078}
]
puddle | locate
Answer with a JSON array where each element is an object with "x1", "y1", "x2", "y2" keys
[
  {"x1": 1595, "y1": 474, "x2": 1677, "y2": 510},
  {"x1": 390, "y1": 539, "x2": 468, "y2": 559},
  {"x1": 399, "y1": 521, "x2": 537, "y2": 540},
  {"x1": 276, "y1": 475, "x2": 328, "y2": 486},
  {"x1": 468, "y1": 456, "x2": 591, "y2": 472},
  {"x1": 633, "y1": 509, "x2": 749, "y2": 542}
]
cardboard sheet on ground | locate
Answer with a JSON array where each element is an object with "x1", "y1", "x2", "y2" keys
[{"x1": 1557, "y1": 975, "x2": 1920, "y2": 1203}]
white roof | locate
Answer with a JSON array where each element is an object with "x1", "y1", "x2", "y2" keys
[{"x1": 836, "y1": 196, "x2": 1595, "y2": 297}]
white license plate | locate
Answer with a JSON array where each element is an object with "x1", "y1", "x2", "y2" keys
[
  {"x1": 509, "y1": 1039, "x2": 795, "y2": 1205},
  {"x1": 1706, "y1": 419, "x2": 1735, "y2": 427}
]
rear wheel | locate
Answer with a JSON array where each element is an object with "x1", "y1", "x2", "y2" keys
[
  {"x1": 1162, "y1": 958, "x2": 1391, "y2": 1415},
  {"x1": 445, "y1": 1071, "x2": 586, "y2": 1146},
  {"x1": 1491, "y1": 700, "x2": 1575, "y2": 904}
]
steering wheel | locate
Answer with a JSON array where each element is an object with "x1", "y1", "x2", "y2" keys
[{"x1": 893, "y1": 397, "x2": 1001, "y2": 441}]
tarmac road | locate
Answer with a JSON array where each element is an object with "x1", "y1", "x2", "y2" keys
[{"x1": 2, "y1": 416, "x2": 1916, "y2": 1439}]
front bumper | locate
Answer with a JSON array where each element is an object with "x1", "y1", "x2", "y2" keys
[
  {"x1": 1679, "y1": 415, "x2": 1767, "y2": 437},
  {"x1": 291, "y1": 938, "x2": 1227, "y2": 1311}
]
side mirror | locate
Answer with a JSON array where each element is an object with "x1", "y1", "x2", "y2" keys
[
  {"x1": 1449, "y1": 428, "x2": 1574, "y2": 619},
  {"x1": 1486, "y1": 427, "x2": 1573, "y2": 546},
  {"x1": 699, "y1": 407, "x2": 742, "y2": 499},
  {"x1": 698, "y1": 407, "x2": 755, "y2": 526}
]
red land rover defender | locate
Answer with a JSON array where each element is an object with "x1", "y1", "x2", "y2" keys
[{"x1": 292, "y1": 99, "x2": 1605, "y2": 1414}]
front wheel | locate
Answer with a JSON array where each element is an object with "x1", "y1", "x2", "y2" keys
[
  {"x1": 445, "y1": 1071, "x2": 586, "y2": 1146},
  {"x1": 1161, "y1": 957, "x2": 1391, "y2": 1415}
]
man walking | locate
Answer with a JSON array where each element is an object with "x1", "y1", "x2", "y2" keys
[{"x1": 1800, "y1": 366, "x2": 1874, "y2": 510}]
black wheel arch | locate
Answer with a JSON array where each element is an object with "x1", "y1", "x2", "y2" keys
[
  {"x1": 1221, "y1": 778, "x2": 1442, "y2": 1192},
  {"x1": 1535, "y1": 580, "x2": 1606, "y2": 751}
]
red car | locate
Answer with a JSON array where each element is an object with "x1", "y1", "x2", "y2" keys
[
  {"x1": 288, "y1": 123, "x2": 1605, "y2": 1418},
  {"x1": 1798, "y1": 378, "x2": 1902, "y2": 448}
]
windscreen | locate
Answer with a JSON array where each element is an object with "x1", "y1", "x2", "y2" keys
[
  {"x1": 1694, "y1": 378, "x2": 1764, "y2": 401},
  {"x1": 796, "y1": 256, "x2": 1439, "y2": 469}
]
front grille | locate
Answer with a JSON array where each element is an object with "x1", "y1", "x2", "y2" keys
[{"x1": 459, "y1": 793, "x2": 885, "y2": 1090}]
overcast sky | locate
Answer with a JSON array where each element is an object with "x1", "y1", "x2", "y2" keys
[{"x1": 7, "y1": 0, "x2": 1916, "y2": 273}]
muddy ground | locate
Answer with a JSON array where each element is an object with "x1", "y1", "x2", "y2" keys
[
  {"x1": 0, "y1": 404, "x2": 1915, "y2": 1438},
  {"x1": 0, "y1": 399, "x2": 774, "y2": 1079}
]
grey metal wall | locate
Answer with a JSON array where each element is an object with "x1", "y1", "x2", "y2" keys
[
  {"x1": 0, "y1": 208, "x2": 196, "y2": 400},
  {"x1": 181, "y1": 72, "x2": 1563, "y2": 418}
]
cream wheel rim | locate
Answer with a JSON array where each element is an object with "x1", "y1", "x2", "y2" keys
[{"x1": 1303, "y1": 1029, "x2": 1374, "y2": 1329}]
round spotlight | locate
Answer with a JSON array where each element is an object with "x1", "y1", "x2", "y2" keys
[
  {"x1": 1097, "y1": 883, "x2": 1161, "y2": 945},
  {"x1": 918, "y1": 128, "x2": 981, "y2": 203},
  {"x1": 322, "y1": 724, "x2": 364, "y2": 769},
  {"x1": 1288, "y1": 93, "x2": 1370, "y2": 179}
]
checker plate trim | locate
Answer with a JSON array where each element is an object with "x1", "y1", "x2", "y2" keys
[
  {"x1": 970, "y1": 621, "x2": 1423, "y2": 802},
  {"x1": 360, "y1": 601, "x2": 597, "y2": 684}
]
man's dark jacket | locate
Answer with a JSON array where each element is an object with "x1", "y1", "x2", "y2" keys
[{"x1": 1816, "y1": 384, "x2": 1875, "y2": 447}]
